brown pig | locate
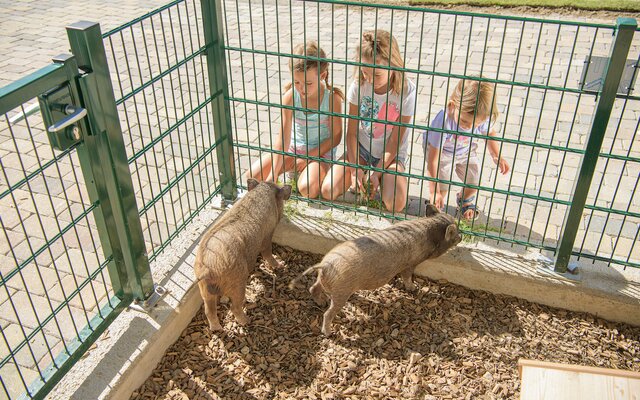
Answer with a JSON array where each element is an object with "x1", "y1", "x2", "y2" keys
[
  {"x1": 289, "y1": 205, "x2": 462, "y2": 335},
  {"x1": 194, "y1": 178, "x2": 291, "y2": 331}
]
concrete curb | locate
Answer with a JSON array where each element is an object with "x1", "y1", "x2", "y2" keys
[
  {"x1": 48, "y1": 203, "x2": 225, "y2": 400},
  {"x1": 50, "y1": 202, "x2": 640, "y2": 399}
]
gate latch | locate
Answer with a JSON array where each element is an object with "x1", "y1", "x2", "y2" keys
[{"x1": 38, "y1": 84, "x2": 87, "y2": 151}]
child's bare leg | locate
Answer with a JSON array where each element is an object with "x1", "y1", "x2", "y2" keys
[
  {"x1": 246, "y1": 154, "x2": 274, "y2": 181},
  {"x1": 455, "y1": 158, "x2": 481, "y2": 220},
  {"x1": 431, "y1": 155, "x2": 454, "y2": 211},
  {"x1": 321, "y1": 160, "x2": 351, "y2": 200},
  {"x1": 429, "y1": 183, "x2": 449, "y2": 212},
  {"x1": 382, "y1": 162, "x2": 408, "y2": 213},
  {"x1": 460, "y1": 187, "x2": 478, "y2": 220},
  {"x1": 462, "y1": 187, "x2": 477, "y2": 200},
  {"x1": 298, "y1": 161, "x2": 329, "y2": 199},
  {"x1": 246, "y1": 154, "x2": 296, "y2": 182}
]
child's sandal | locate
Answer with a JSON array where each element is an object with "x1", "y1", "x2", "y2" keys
[{"x1": 456, "y1": 192, "x2": 480, "y2": 221}]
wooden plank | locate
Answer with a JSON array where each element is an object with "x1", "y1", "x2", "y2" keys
[
  {"x1": 519, "y1": 359, "x2": 640, "y2": 379},
  {"x1": 518, "y1": 359, "x2": 640, "y2": 400}
]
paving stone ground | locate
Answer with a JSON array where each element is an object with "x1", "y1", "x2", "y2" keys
[{"x1": 0, "y1": 1, "x2": 638, "y2": 399}]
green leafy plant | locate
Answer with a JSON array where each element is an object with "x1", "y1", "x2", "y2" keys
[
  {"x1": 357, "y1": 181, "x2": 383, "y2": 209},
  {"x1": 283, "y1": 202, "x2": 301, "y2": 219},
  {"x1": 279, "y1": 172, "x2": 298, "y2": 194},
  {"x1": 457, "y1": 219, "x2": 502, "y2": 243}
]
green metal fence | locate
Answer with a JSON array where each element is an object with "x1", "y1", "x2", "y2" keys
[
  {"x1": 0, "y1": 57, "x2": 119, "y2": 400},
  {"x1": 0, "y1": 25, "x2": 156, "y2": 400},
  {"x1": 0, "y1": 0, "x2": 639, "y2": 399},
  {"x1": 102, "y1": 0, "x2": 234, "y2": 265},
  {"x1": 0, "y1": 0, "x2": 231, "y2": 398},
  {"x1": 221, "y1": 0, "x2": 639, "y2": 271}
]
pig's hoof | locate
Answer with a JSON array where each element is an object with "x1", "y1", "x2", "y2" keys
[
  {"x1": 209, "y1": 322, "x2": 223, "y2": 331},
  {"x1": 313, "y1": 297, "x2": 328, "y2": 307},
  {"x1": 321, "y1": 326, "x2": 332, "y2": 336},
  {"x1": 405, "y1": 282, "x2": 417, "y2": 291},
  {"x1": 235, "y1": 315, "x2": 250, "y2": 326},
  {"x1": 266, "y1": 256, "x2": 284, "y2": 268}
]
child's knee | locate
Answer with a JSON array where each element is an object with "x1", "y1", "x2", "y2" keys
[
  {"x1": 320, "y1": 182, "x2": 334, "y2": 200},
  {"x1": 321, "y1": 172, "x2": 342, "y2": 200},
  {"x1": 383, "y1": 197, "x2": 406, "y2": 213},
  {"x1": 382, "y1": 189, "x2": 406, "y2": 213},
  {"x1": 299, "y1": 182, "x2": 320, "y2": 199}
]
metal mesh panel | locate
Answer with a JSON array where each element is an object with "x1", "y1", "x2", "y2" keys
[
  {"x1": 576, "y1": 48, "x2": 640, "y2": 267},
  {"x1": 221, "y1": 0, "x2": 639, "y2": 268},
  {"x1": 102, "y1": 0, "x2": 223, "y2": 263},
  {"x1": 0, "y1": 100, "x2": 119, "y2": 399}
]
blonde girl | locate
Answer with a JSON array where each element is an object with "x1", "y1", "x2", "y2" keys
[
  {"x1": 321, "y1": 30, "x2": 416, "y2": 213},
  {"x1": 423, "y1": 77, "x2": 510, "y2": 220},
  {"x1": 246, "y1": 41, "x2": 343, "y2": 199}
]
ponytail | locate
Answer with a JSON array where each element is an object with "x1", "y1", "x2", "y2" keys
[{"x1": 324, "y1": 70, "x2": 344, "y2": 100}]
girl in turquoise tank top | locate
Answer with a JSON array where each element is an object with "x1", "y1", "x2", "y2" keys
[{"x1": 246, "y1": 41, "x2": 344, "y2": 199}]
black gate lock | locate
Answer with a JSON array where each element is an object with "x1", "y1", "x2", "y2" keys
[{"x1": 38, "y1": 84, "x2": 87, "y2": 151}]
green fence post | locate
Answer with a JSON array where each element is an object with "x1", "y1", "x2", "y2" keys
[
  {"x1": 46, "y1": 53, "x2": 128, "y2": 301},
  {"x1": 201, "y1": 0, "x2": 237, "y2": 201},
  {"x1": 554, "y1": 18, "x2": 637, "y2": 273},
  {"x1": 65, "y1": 21, "x2": 154, "y2": 301}
]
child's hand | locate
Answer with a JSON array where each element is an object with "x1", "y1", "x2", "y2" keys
[
  {"x1": 494, "y1": 156, "x2": 510, "y2": 175},
  {"x1": 434, "y1": 192, "x2": 445, "y2": 211},
  {"x1": 354, "y1": 168, "x2": 367, "y2": 193},
  {"x1": 368, "y1": 173, "x2": 381, "y2": 198}
]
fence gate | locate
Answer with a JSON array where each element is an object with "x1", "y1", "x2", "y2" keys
[{"x1": 0, "y1": 23, "x2": 154, "y2": 400}]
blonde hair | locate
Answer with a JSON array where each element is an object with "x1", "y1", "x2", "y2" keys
[
  {"x1": 353, "y1": 30, "x2": 405, "y2": 95},
  {"x1": 284, "y1": 41, "x2": 344, "y2": 100},
  {"x1": 448, "y1": 77, "x2": 499, "y2": 124}
]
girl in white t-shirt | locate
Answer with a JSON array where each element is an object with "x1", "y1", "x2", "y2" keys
[{"x1": 321, "y1": 30, "x2": 416, "y2": 213}]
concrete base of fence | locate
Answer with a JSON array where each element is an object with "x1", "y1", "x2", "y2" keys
[
  {"x1": 49, "y1": 202, "x2": 227, "y2": 400},
  {"x1": 50, "y1": 201, "x2": 640, "y2": 399}
]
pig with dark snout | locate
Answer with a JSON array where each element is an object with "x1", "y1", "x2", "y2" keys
[
  {"x1": 290, "y1": 204, "x2": 462, "y2": 335},
  {"x1": 194, "y1": 178, "x2": 291, "y2": 331}
]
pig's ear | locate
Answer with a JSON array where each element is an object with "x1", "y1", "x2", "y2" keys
[
  {"x1": 445, "y1": 224, "x2": 458, "y2": 241},
  {"x1": 247, "y1": 178, "x2": 260, "y2": 191},
  {"x1": 425, "y1": 204, "x2": 440, "y2": 217},
  {"x1": 279, "y1": 185, "x2": 292, "y2": 200}
]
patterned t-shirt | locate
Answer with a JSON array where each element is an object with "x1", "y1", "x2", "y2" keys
[
  {"x1": 422, "y1": 109, "x2": 491, "y2": 157},
  {"x1": 347, "y1": 79, "x2": 416, "y2": 161}
]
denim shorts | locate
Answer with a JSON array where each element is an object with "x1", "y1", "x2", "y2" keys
[{"x1": 358, "y1": 143, "x2": 406, "y2": 169}]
